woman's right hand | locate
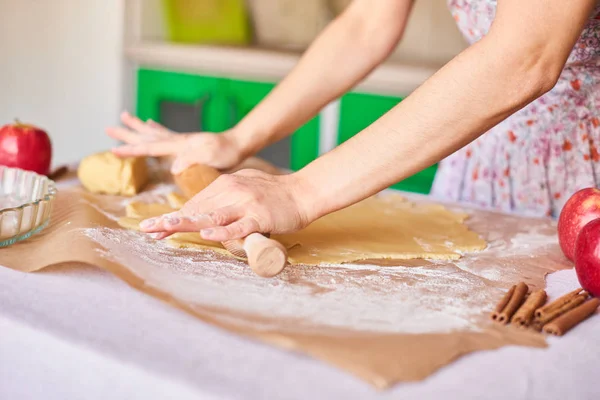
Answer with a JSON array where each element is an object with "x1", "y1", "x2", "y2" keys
[{"x1": 106, "y1": 111, "x2": 244, "y2": 173}]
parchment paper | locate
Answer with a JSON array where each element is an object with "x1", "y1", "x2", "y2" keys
[{"x1": 0, "y1": 175, "x2": 571, "y2": 389}]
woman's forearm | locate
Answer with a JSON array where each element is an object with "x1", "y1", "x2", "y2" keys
[
  {"x1": 294, "y1": 0, "x2": 595, "y2": 221},
  {"x1": 228, "y1": 0, "x2": 413, "y2": 158}
]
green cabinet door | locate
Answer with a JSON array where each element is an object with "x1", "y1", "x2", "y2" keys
[
  {"x1": 137, "y1": 69, "x2": 232, "y2": 132},
  {"x1": 339, "y1": 92, "x2": 438, "y2": 194},
  {"x1": 225, "y1": 78, "x2": 320, "y2": 170},
  {"x1": 290, "y1": 118, "x2": 320, "y2": 171},
  {"x1": 227, "y1": 79, "x2": 275, "y2": 121},
  {"x1": 137, "y1": 69, "x2": 320, "y2": 170},
  {"x1": 338, "y1": 92, "x2": 403, "y2": 144},
  {"x1": 228, "y1": 79, "x2": 319, "y2": 171}
]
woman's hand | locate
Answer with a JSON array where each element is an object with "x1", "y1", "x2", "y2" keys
[
  {"x1": 106, "y1": 111, "x2": 243, "y2": 173},
  {"x1": 139, "y1": 170, "x2": 316, "y2": 241}
]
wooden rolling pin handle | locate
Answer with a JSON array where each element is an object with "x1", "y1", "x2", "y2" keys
[
  {"x1": 174, "y1": 164, "x2": 289, "y2": 277},
  {"x1": 228, "y1": 233, "x2": 288, "y2": 278}
]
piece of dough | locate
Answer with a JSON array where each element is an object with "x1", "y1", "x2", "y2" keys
[
  {"x1": 119, "y1": 202, "x2": 234, "y2": 257},
  {"x1": 174, "y1": 164, "x2": 221, "y2": 198},
  {"x1": 78, "y1": 152, "x2": 149, "y2": 196},
  {"x1": 276, "y1": 195, "x2": 486, "y2": 264},
  {"x1": 172, "y1": 160, "x2": 285, "y2": 203},
  {"x1": 119, "y1": 215, "x2": 232, "y2": 256},
  {"x1": 119, "y1": 194, "x2": 486, "y2": 265},
  {"x1": 227, "y1": 157, "x2": 286, "y2": 175},
  {"x1": 166, "y1": 192, "x2": 187, "y2": 209},
  {"x1": 126, "y1": 202, "x2": 175, "y2": 219}
]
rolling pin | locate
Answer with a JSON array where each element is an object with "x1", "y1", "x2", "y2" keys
[{"x1": 173, "y1": 164, "x2": 288, "y2": 278}]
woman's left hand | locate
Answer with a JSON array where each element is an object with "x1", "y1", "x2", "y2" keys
[{"x1": 139, "y1": 170, "x2": 315, "y2": 241}]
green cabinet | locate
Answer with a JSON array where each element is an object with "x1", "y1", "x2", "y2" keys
[
  {"x1": 290, "y1": 118, "x2": 320, "y2": 171},
  {"x1": 225, "y1": 79, "x2": 320, "y2": 170},
  {"x1": 136, "y1": 68, "x2": 318, "y2": 170},
  {"x1": 339, "y1": 92, "x2": 438, "y2": 194},
  {"x1": 338, "y1": 92, "x2": 403, "y2": 144},
  {"x1": 137, "y1": 69, "x2": 230, "y2": 132},
  {"x1": 226, "y1": 79, "x2": 274, "y2": 123},
  {"x1": 136, "y1": 68, "x2": 437, "y2": 193}
]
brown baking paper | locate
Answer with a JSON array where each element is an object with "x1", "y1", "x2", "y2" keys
[{"x1": 0, "y1": 176, "x2": 571, "y2": 389}]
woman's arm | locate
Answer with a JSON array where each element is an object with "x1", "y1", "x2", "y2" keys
[
  {"x1": 295, "y1": 0, "x2": 597, "y2": 221},
  {"x1": 110, "y1": 0, "x2": 412, "y2": 171},
  {"x1": 140, "y1": 0, "x2": 597, "y2": 242},
  {"x1": 228, "y1": 0, "x2": 414, "y2": 158}
]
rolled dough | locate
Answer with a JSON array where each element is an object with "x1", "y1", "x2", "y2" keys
[
  {"x1": 166, "y1": 192, "x2": 187, "y2": 208},
  {"x1": 119, "y1": 194, "x2": 486, "y2": 265},
  {"x1": 78, "y1": 152, "x2": 149, "y2": 196}
]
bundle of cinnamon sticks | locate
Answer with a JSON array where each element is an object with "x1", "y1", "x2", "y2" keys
[{"x1": 490, "y1": 282, "x2": 599, "y2": 336}]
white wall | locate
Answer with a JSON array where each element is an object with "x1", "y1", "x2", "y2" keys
[
  {"x1": 328, "y1": 0, "x2": 467, "y2": 63},
  {"x1": 393, "y1": 0, "x2": 467, "y2": 63},
  {"x1": 0, "y1": 0, "x2": 124, "y2": 166}
]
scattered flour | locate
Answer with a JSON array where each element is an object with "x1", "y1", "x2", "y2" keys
[
  {"x1": 0, "y1": 194, "x2": 24, "y2": 209},
  {"x1": 451, "y1": 225, "x2": 560, "y2": 283},
  {"x1": 507, "y1": 231, "x2": 559, "y2": 255},
  {"x1": 83, "y1": 226, "x2": 495, "y2": 335},
  {"x1": 0, "y1": 194, "x2": 38, "y2": 238},
  {"x1": 80, "y1": 190, "x2": 561, "y2": 336}
]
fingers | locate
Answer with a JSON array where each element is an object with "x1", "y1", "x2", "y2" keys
[
  {"x1": 140, "y1": 213, "x2": 212, "y2": 233},
  {"x1": 140, "y1": 207, "x2": 240, "y2": 234},
  {"x1": 106, "y1": 126, "x2": 143, "y2": 144},
  {"x1": 112, "y1": 140, "x2": 183, "y2": 157},
  {"x1": 152, "y1": 232, "x2": 172, "y2": 240},
  {"x1": 141, "y1": 208, "x2": 260, "y2": 242},
  {"x1": 121, "y1": 111, "x2": 165, "y2": 137},
  {"x1": 146, "y1": 119, "x2": 172, "y2": 135},
  {"x1": 201, "y1": 217, "x2": 260, "y2": 241},
  {"x1": 108, "y1": 112, "x2": 177, "y2": 156}
]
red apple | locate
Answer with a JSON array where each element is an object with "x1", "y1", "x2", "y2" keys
[
  {"x1": 557, "y1": 188, "x2": 600, "y2": 261},
  {"x1": 574, "y1": 218, "x2": 600, "y2": 297},
  {"x1": 0, "y1": 120, "x2": 52, "y2": 175}
]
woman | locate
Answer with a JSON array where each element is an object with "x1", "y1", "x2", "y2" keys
[{"x1": 107, "y1": 0, "x2": 600, "y2": 241}]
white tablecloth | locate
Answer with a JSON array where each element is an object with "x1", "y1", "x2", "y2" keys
[
  {"x1": 1, "y1": 175, "x2": 598, "y2": 399},
  {"x1": 1, "y1": 262, "x2": 598, "y2": 400}
]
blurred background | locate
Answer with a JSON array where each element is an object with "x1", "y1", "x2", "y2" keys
[{"x1": 0, "y1": 0, "x2": 467, "y2": 193}]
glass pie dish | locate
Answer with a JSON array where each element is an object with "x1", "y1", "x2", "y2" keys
[{"x1": 0, "y1": 166, "x2": 57, "y2": 247}]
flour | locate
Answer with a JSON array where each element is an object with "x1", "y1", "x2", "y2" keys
[
  {"x1": 507, "y1": 231, "x2": 559, "y2": 255},
  {"x1": 83, "y1": 226, "x2": 495, "y2": 335},
  {"x1": 453, "y1": 259, "x2": 504, "y2": 282},
  {"x1": 80, "y1": 190, "x2": 560, "y2": 336},
  {"x1": 0, "y1": 194, "x2": 36, "y2": 238},
  {"x1": 0, "y1": 194, "x2": 24, "y2": 210},
  {"x1": 451, "y1": 224, "x2": 560, "y2": 283},
  {"x1": 80, "y1": 183, "x2": 179, "y2": 222},
  {"x1": 414, "y1": 238, "x2": 434, "y2": 252},
  {"x1": 118, "y1": 183, "x2": 177, "y2": 207}
]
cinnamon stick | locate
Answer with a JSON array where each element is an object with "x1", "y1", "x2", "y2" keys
[
  {"x1": 534, "y1": 288, "x2": 585, "y2": 319},
  {"x1": 490, "y1": 285, "x2": 516, "y2": 321},
  {"x1": 511, "y1": 289, "x2": 547, "y2": 327},
  {"x1": 491, "y1": 282, "x2": 529, "y2": 324},
  {"x1": 48, "y1": 165, "x2": 69, "y2": 181},
  {"x1": 543, "y1": 298, "x2": 600, "y2": 336},
  {"x1": 532, "y1": 292, "x2": 589, "y2": 330}
]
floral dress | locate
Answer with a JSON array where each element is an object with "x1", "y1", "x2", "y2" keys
[{"x1": 431, "y1": 0, "x2": 600, "y2": 217}]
